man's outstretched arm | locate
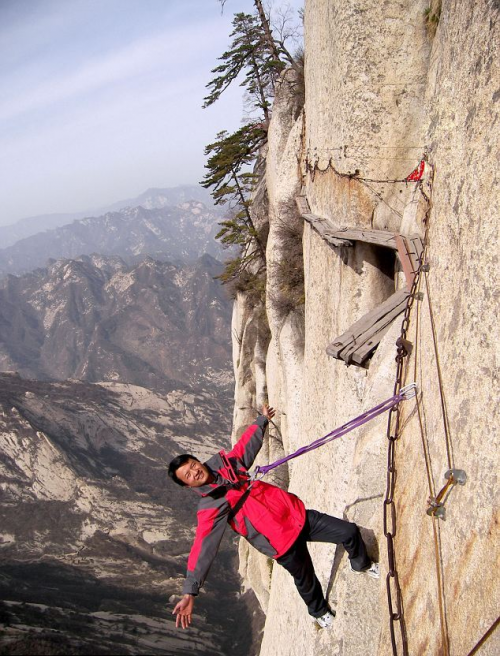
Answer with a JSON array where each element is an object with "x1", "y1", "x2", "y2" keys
[
  {"x1": 172, "y1": 594, "x2": 195, "y2": 629},
  {"x1": 172, "y1": 494, "x2": 230, "y2": 628},
  {"x1": 228, "y1": 405, "x2": 276, "y2": 469}
]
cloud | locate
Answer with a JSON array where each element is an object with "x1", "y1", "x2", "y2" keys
[
  {"x1": 0, "y1": 17, "x2": 225, "y2": 126},
  {"x1": 0, "y1": 5, "x2": 245, "y2": 222},
  {"x1": 0, "y1": 0, "x2": 89, "y2": 67},
  {"x1": 0, "y1": 0, "x2": 303, "y2": 224}
]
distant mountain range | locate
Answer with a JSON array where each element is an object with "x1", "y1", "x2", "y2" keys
[
  {"x1": 0, "y1": 184, "x2": 214, "y2": 249},
  {"x1": 0, "y1": 253, "x2": 232, "y2": 393},
  {"x1": 0, "y1": 200, "x2": 228, "y2": 278},
  {"x1": 0, "y1": 374, "x2": 262, "y2": 655},
  {"x1": 0, "y1": 185, "x2": 252, "y2": 654}
]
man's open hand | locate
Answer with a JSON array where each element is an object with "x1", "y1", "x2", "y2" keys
[
  {"x1": 263, "y1": 404, "x2": 276, "y2": 420},
  {"x1": 173, "y1": 594, "x2": 194, "y2": 629}
]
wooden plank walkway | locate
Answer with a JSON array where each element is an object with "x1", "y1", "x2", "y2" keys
[
  {"x1": 296, "y1": 194, "x2": 424, "y2": 366},
  {"x1": 326, "y1": 289, "x2": 410, "y2": 365},
  {"x1": 326, "y1": 227, "x2": 397, "y2": 249},
  {"x1": 297, "y1": 195, "x2": 402, "y2": 251},
  {"x1": 296, "y1": 197, "x2": 353, "y2": 247}
]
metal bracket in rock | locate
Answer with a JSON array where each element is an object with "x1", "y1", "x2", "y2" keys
[{"x1": 426, "y1": 469, "x2": 467, "y2": 520}]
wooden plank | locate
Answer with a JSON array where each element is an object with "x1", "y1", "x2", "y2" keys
[
  {"x1": 295, "y1": 196, "x2": 310, "y2": 215},
  {"x1": 302, "y1": 213, "x2": 323, "y2": 228},
  {"x1": 314, "y1": 223, "x2": 338, "y2": 237},
  {"x1": 304, "y1": 213, "x2": 326, "y2": 227},
  {"x1": 395, "y1": 234, "x2": 415, "y2": 290},
  {"x1": 327, "y1": 333, "x2": 351, "y2": 358},
  {"x1": 340, "y1": 298, "x2": 408, "y2": 364},
  {"x1": 298, "y1": 196, "x2": 423, "y2": 293},
  {"x1": 326, "y1": 336, "x2": 351, "y2": 359},
  {"x1": 326, "y1": 289, "x2": 409, "y2": 362},
  {"x1": 328, "y1": 228, "x2": 398, "y2": 249},
  {"x1": 324, "y1": 234, "x2": 353, "y2": 247},
  {"x1": 296, "y1": 193, "x2": 421, "y2": 366},
  {"x1": 332, "y1": 228, "x2": 398, "y2": 240},
  {"x1": 350, "y1": 320, "x2": 399, "y2": 364},
  {"x1": 328, "y1": 289, "x2": 409, "y2": 351},
  {"x1": 302, "y1": 213, "x2": 352, "y2": 247},
  {"x1": 297, "y1": 196, "x2": 416, "y2": 256},
  {"x1": 306, "y1": 219, "x2": 330, "y2": 236},
  {"x1": 346, "y1": 298, "x2": 409, "y2": 364}
]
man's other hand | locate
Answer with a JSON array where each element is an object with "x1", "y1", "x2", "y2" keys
[
  {"x1": 173, "y1": 594, "x2": 194, "y2": 629},
  {"x1": 263, "y1": 404, "x2": 276, "y2": 420}
]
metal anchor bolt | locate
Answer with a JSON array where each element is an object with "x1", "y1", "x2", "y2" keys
[{"x1": 426, "y1": 469, "x2": 467, "y2": 520}]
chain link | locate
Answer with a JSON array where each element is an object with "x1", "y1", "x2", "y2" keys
[
  {"x1": 383, "y1": 177, "x2": 433, "y2": 654},
  {"x1": 384, "y1": 265, "x2": 422, "y2": 656}
]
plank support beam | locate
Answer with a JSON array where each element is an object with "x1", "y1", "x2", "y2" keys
[
  {"x1": 326, "y1": 289, "x2": 411, "y2": 365},
  {"x1": 296, "y1": 194, "x2": 425, "y2": 366}
]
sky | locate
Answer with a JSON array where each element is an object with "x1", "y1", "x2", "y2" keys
[{"x1": 0, "y1": 0, "x2": 302, "y2": 227}]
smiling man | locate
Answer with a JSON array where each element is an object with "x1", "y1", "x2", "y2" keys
[
  {"x1": 169, "y1": 406, "x2": 379, "y2": 630},
  {"x1": 174, "y1": 457, "x2": 215, "y2": 487}
]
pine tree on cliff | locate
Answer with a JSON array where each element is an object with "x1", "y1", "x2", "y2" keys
[
  {"x1": 252, "y1": 0, "x2": 295, "y2": 66},
  {"x1": 203, "y1": 12, "x2": 283, "y2": 122},
  {"x1": 218, "y1": 0, "x2": 294, "y2": 68},
  {"x1": 201, "y1": 125, "x2": 267, "y2": 283},
  {"x1": 203, "y1": 9, "x2": 292, "y2": 285}
]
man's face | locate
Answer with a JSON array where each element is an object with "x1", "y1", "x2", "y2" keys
[{"x1": 176, "y1": 458, "x2": 212, "y2": 487}]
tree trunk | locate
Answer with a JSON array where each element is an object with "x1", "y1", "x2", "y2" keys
[
  {"x1": 254, "y1": 0, "x2": 281, "y2": 61},
  {"x1": 232, "y1": 168, "x2": 266, "y2": 262}
]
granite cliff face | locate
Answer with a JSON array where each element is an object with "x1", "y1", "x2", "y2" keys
[{"x1": 231, "y1": 1, "x2": 499, "y2": 655}]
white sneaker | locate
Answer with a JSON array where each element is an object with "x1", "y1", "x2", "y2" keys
[
  {"x1": 315, "y1": 610, "x2": 335, "y2": 629},
  {"x1": 350, "y1": 561, "x2": 380, "y2": 579}
]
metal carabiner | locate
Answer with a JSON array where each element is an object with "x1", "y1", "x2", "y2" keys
[
  {"x1": 400, "y1": 382, "x2": 418, "y2": 400},
  {"x1": 249, "y1": 467, "x2": 265, "y2": 483}
]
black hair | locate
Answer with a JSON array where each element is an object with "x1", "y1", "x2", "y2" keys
[{"x1": 168, "y1": 454, "x2": 199, "y2": 486}]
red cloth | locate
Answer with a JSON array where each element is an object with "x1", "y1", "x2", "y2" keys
[{"x1": 406, "y1": 159, "x2": 425, "y2": 181}]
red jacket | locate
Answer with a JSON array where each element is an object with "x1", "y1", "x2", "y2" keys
[{"x1": 182, "y1": 415, "x2": 306, "y2": 596}]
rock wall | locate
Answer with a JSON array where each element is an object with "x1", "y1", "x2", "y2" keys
[{"x1": 231, "y1": 1, "x2": 499, "y2": 655}]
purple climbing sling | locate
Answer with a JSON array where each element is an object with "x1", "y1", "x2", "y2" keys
[{"x1": 251, "y1": 383, "x2": 417, "y2": 480}]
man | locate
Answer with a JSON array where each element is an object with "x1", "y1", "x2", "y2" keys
[{"x1": 169, "y1": 406, "x2": 379, "y2": 630}]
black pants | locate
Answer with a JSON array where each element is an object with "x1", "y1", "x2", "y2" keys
[{"x1": 276, "y1": 509, "x2": 371, "y2": 618}]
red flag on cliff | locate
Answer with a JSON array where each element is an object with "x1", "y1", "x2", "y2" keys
[{"x1": 406, "y1": 160, "x2": 425, "y2": 181}]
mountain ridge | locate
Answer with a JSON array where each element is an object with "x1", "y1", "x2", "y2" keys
[
  {"x1": 0, "y1": 201, "x2": 227, "y2": 278},
  {"x1": 0, "y1": 253, "x2": 232, "y2": 393},
  {"x1": 0, "y1": 184, "x2": 214, "y2": 249}
]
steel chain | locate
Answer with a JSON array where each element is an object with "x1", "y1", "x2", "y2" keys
[{"x1": 384, "y1": 267, "x2": 422, "y2": 656}]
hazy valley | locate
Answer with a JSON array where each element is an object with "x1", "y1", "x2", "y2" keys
[
  {"x1": 0, "y1": 253, "x2": 232, "y2": 393},
  {"x1": 0, "y1": 201, "x2": 227, "y2": 278},
  {"x1": 0, "y1": 374, "x2": 260, "y2": 655},
  {"x1": 0, "y1": 185, "x2": 214, "y2": 251},
  {"x1": 0, "y1": 187, "x2": 264, "y2": 654}
]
